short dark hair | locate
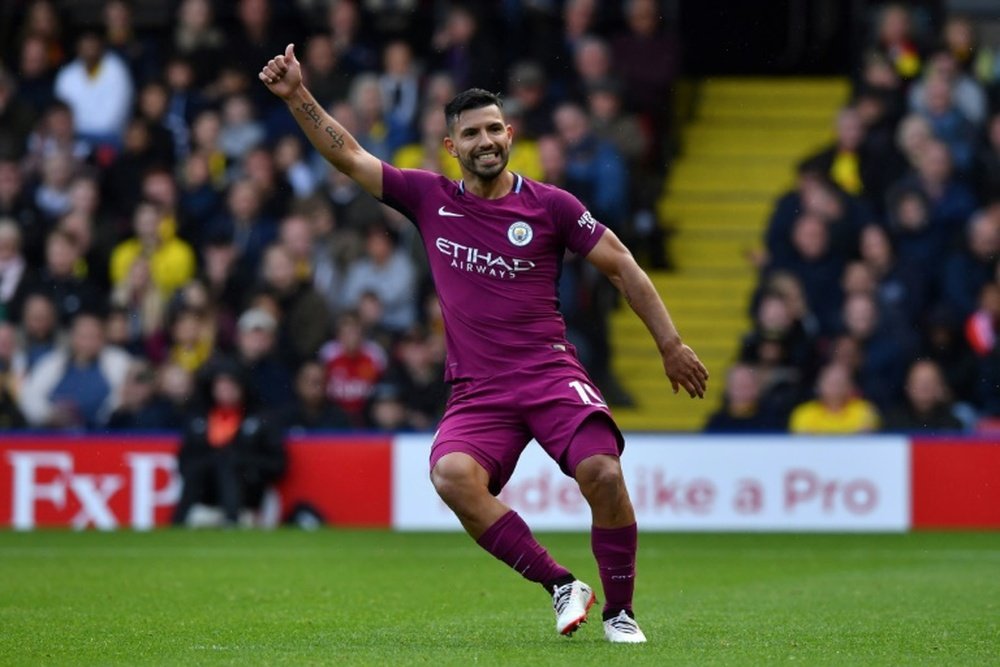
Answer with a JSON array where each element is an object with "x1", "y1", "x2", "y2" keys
[{"x1": 444, "y1": 88, "x2": 503, "y2": 134}]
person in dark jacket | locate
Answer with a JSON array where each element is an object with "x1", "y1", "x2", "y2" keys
[
  {"x1": 172, "y1": 359, "x2": 286, "y2": 526},
  {"x1": 882, "y1": 359, "x2": 964, "y2": 432}
]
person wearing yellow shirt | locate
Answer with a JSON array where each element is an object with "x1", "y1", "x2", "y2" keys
[
  {"x1": 789, "y1": 362, "x2": 880, "y2": 434},
  {"x1": 109, "y1": 200, "x2": 196, "y2": 297}
]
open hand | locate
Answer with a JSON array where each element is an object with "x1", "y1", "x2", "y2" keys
[
  {"x1": 259, "y1": 43, "x2": 303, "y2": 100},
  {"x1": 662, "y1": 343, "x2": 709, "y2": 398}
]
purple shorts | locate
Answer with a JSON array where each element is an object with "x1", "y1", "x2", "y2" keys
[{"x1": 430, "y1": 355, "x2": 624, "y2": 495}]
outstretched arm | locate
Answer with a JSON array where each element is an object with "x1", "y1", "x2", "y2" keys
[
  {"x1": 586, "y1": 229, "x2": 709, "y2": 398},
  {"x1": 259, "y1": 44, "x2": 383, "y2": 198}
]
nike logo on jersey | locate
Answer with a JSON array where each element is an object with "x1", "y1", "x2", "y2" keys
[{"x1": 438, "y1": 206, "x2": 464, "y2": 217}]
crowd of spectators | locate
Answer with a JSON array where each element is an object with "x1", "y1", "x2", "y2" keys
[
  {"x1": 0, "y1": 0, "x2": 681, "y2": 435},
  {"x1": 706, "y1": 4, "x2": 1000, "y2": 435}
]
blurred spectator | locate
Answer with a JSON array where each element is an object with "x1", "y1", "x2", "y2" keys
[
  {"x1": 347, "y1": 74, "x2": 409, "y2": 161},
  {"x1": 188, "y1": 109, "x2": 226, "y2": 189},
  {"x1": 855, "y1": 224, "x2": 926, "y2": 329},
  {"x1": 34, "y1": 229, "x2": 103, "y2": 325},
  {"x1": 273, "y1": 134, "x2": 318, "y2": 199},
  {"x1": 0, "y1": 220, "x2": 32, "y2": 323},
  {"x1": 611, "y1": 0, "x2": 681, "y2": 160},
  {"x1": 165, "y1": 306, "x2": 213, "y2": 374},
  {"x1": 19, "y1": 311, "x2": 130, "y2": 429},
  {"x1": 802, "y1": 107, "x2": 871, "y2": 197},
  {"x1": 553, "y1": 102, "x2": 628, "y2": 231},
  {"x1": 568, "y1": 36, "x2": 613, "y2": 104},
  {"x1": 106, "y1": 359, "x2": 182, "y2": 430},
  {"x1": 506, "y1": 61, "x2": 555, "y2": 139},
  {"x1": 704, "y1": 364, "x2": 785, "y2": 433},
  {"x1": 206, "y1": 178, "x2": 278, "y2": 282},
  {"x1": 974, "y1": 112, "x2": 1000, "y2": 204},
  {"x1": 109, "y1": 257, "x2": 166, "y2": 356},
  {"x1": 917, "y1": 73, "x2": 978, "y2": 173},
  {"x1": 319, "y1": 311, "x2": 387, "y2": 427},
  {"x1": 275, "y1": 359, "x2": 350, "y2": 433},
  {"x1": 259, "y1": 243, "x2": 328, "y2": 365},
  {"x1": 54, "y1": 30, "x2": 133, "y2": 149},
  {"x1": 0, "y1": 66, "x2": 35, "y2": 160},
  {"x1": 767, "y1": 213, "x2": 845, "y2": 335},
  {"x1": 15, "y1": 33, "x2": 57, "y2": 116},
  {"x1": 918, "y1": 305, "x2": 979, "y2": 407},
  {"x1": 379, "y1": 40, "x2": 420, "y2": 141},
  {"x1": 172, "y1": 0, "x2": 226, "y2": 87},
  {"x1": 34, "y1": 152, "x2": 77, "y2": 223},
  {"x1": 739, "y1": 289, "x2": 815, "y2": 378},
  {"x1": 788, "y1": 362, "x2": 880, "y2": 434},
  {"x1": 20, "y1": 293, "x2": 60, "y2": 370},
  {"x1": 103, "y1": 119, "x2": 162, "y2": 219},
  {"x1": 135, "y1": 81, "x2": 180, "y2": 166},
  {"x1": 300, "y1": 32, "x2": 351, "y2": 109},
  {"x1": 381, "y1": 327, "x2": 449, "y2": 430},
  {"x1": 103, "y1": 0, "x2": 159, "y2": 86},
  {"x1": 889, "y1": 139, "x2": 976, "y2": 249},
  {"x1": 0, "y1": 321, "x2": 27, "y2": 429},
  {"x1": 158, "y1": 361, "x2": 195, "y2": 422},
  {"x1": 219, "y1": 93, "x2": 265, "y2": 162},
  {"x1": 291, "y1": 197, "x2": 353, "y2": 312},
  {"x1": 225, "y1": 307, "x2": 294, "y2": 412},
  {"x1": 341, "y1": 222, "x2": 416, "y2": 333},
  {"x1": 367, "y1": 381, "x2": 416, "y2": 431},
  {"x1": 965, "y1": 282, "x2": 1000, "y2": 357},
  {"x1": 178, "y1": 151, "x2": 224, "y2": 232},
  {"x1": 172, "y1": 359, "x2": 286, "y2": 527},
  {"x1": 841, "y1": 292, "x2": 914, "y2": 411},
  {"x1": 432, "y1": 5, "x2": 503, "y2": 93},
  {"x1": 883, "y1": 359, "x2": 964, "y2": 432},
  {"x1": 940, "y1": 210, "x2": 1000, "y2": 320},
  {"x1": 393, "y1": 104, "x2": 458, "y2": 178},
  {"x1": 325, "y1": 0, "x2": 377, "y2": 75},
  {"x1": 162, "y1": 56, "x2": 203, "y2": 158},
  {"x1": 0, "y1": 159, "x2": 45, "y2": 265},
  {"x1": 240, "y1": 146, "x2": 293, "y2": 221},
  {"x1": 110, "y1": 200, "x2": 197, "y2": 299},
  {"x1": 908, "y1": 50, "x2": 987, "y2": 128},
  {"x1": 872, "y1": 4, "x2": 922, "y2": 84}
]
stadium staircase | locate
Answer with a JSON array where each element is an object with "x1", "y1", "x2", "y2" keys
[{"x1": 610, "y1": 78, "x2": 849, "y2": 431}]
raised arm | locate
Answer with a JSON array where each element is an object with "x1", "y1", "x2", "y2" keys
[
  {"x1": 259, "y1": 44, "x2": 383, "y2": 198},
  {"x1": 586, "y1": 228, "x2": 709, "y2": 398}
]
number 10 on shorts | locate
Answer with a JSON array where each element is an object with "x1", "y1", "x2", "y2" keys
[{"x1": 568, "y1": 380, "x2": 607, "y2": 406}]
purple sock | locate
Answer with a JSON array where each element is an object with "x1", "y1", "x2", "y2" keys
[
  {"x1": 476, "y1": 510, "x2": 570, "y2": 585},
  {"x1": 592, "y1": 523, "x2": 637, "y2": 615}
]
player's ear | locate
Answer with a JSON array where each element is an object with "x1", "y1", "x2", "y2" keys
[{"x1": 443, "y1": 135, "x2": 458, "y2": 157}]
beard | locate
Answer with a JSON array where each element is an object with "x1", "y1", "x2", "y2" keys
[{"x1": 458, "y1": 147, "x2": 509, "y2": 181}]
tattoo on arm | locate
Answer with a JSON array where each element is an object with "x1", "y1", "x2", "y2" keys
[
  {"x1": 299, "y1": 102, "x2": 345, "y2": 150},
  {"x1": 299, "y1": 101, "x2": 322, "y2": 129},
  {"x1": 324, "y1": 125, "x2": 344, "y2": 149}
]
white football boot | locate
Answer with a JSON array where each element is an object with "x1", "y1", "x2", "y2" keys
[
  {"x1": 603, "y1": 610, "x2": 647, "y2": 643},
  {"x1": 551, "y1": 580, "x2": 596, "y2": 636}
]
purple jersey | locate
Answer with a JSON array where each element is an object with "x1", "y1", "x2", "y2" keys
[{"x1": 380, "y1": 163, "x2": 607, "y2": 382}]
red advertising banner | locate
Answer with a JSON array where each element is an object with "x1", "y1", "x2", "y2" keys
[
  {"x1": 0, "y1": 435, "x2": 179, "y2": 530},
  {"x1": 0, "y1": 435, "x2": 393, "y2": 529},
  {"x1": 911, "y1": 439, "x2": 1000, "y2": 529}
]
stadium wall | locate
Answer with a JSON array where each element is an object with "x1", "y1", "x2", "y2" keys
[{"x1": 1, "y1": 434, "x2": 997, "y2": 531}]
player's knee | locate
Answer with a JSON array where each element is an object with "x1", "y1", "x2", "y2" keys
[
  {"x1": 430, "y1": 454, "x2": 485, "y2": 503},
  {"x1": 575, "y1": 454, "x2": 625, "y2": 498}
]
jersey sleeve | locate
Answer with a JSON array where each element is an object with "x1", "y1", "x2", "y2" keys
[
  {"x1": 548, "y1": 186, "x2": 608, "y2": 256},
  {"x1": 380, "y1": 162, "x2": 435, "y2": 228}
]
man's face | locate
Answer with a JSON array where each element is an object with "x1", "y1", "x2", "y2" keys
[
  {"x1": 445, "y1": 105, "x2": 512, "y2": 181},
  {"x1": 70, "y1": 316, "x2": 104, "y2": 362}
]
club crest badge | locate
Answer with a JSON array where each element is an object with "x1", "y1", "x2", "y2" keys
[{"x1": 507, "y1": 221, "x2": 533, "y2": 247}]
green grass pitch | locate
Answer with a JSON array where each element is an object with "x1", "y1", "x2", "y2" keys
[{"x1": 1, "y1": 530, "x2": 998, "y2": 666}]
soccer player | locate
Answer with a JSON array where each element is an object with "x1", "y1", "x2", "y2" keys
[{"x1": 260, "y1": 45, "x2": 708, "y2": 643}]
